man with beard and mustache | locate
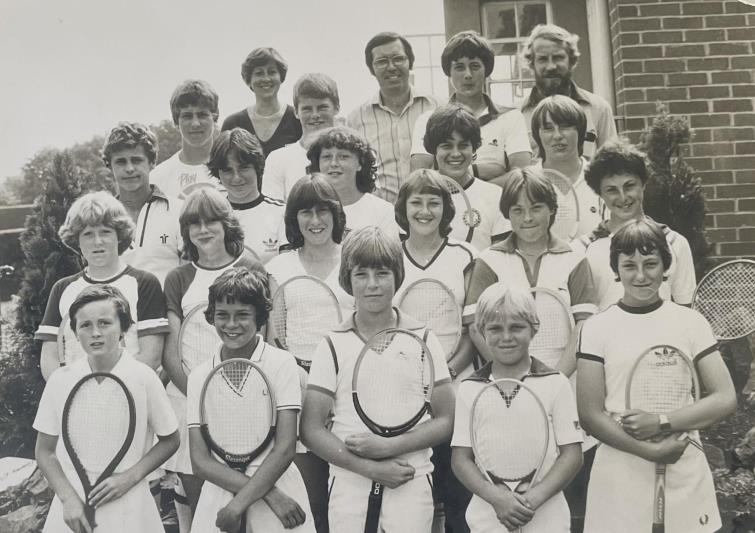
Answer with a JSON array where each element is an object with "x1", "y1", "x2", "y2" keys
[{"x1": 520, "y1": 24, "x2": 617, "y2": 161}]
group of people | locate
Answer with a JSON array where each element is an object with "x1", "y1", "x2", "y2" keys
[{"x1": 31, "y1": 21, "x2": 737, "y2": 533}]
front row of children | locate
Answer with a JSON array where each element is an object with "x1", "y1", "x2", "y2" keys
[{"x1": 35, "y1": 221, "x2": 735, "y2": 533}]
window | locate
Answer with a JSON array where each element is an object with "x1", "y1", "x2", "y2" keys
[
  {"x1": 406, "y1": 33, "x2": 449, "y2": 100},
  {"x1": 481, "y1": 0, "x2": 551, "y2": 107}
]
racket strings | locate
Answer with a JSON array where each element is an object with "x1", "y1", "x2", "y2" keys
[
  {"x1": 65, "y1": 379, "x2": 132, "y2": 479},
  {"x1": 355, "y1": 334, "x2": 431, "y2": 426},
  {"x1": 542, "y1": 171, "x2": 579, "y2": 240},
  {"x1": 272, "y1": 279, "x2": 341, "y2": 360},
  {"x1": 628, "y1": 350, "x2": 696, "y2": 414},
  {"x1": 471, "y1": 385, "x2": 547, "y2": 482},
  {"x1": 398, "y1": 283, "x2": 461, "y2": 358},
  {"x1": 204, "y1": 363, "x2": 273, "y2": 455},
  {"x1": 694, "y1": 264, "x2": 755, "y2": 339},
  {"x1": 529, "y1": 293, "x2": 573, "y2": 368},
  {"x1": 180, "y1": 308, "x2": 220, "y2": 372}
]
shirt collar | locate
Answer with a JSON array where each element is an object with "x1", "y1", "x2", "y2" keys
[
  {"x1": 332, "y1": 307, "x2": 423, "y2": 333},
  {"x1": 464, "y1": 357, "x2": 559, "y2": 383},
  {"x1": 490, "y1": 232, "x2": 572, "y2": 254},
  {"x1": 523, "y1": 79, "x2": 589, "y2": 110},
  {"x1": 371, "y1": 85, "x2": 428, "y2": 108}
]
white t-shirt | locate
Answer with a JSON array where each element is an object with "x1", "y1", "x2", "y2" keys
[
  {"x1": 150, "y1": 152, "x2": 219, "y2": 200},
  {"x1": 261, "y1": 142, "x2": 309, "y2": 201},
  {"x1": 231, "y1": 196, "x2": 287, "y2": 264},
  {"x1": 343, "y1": 193, "x2": 399, "y2": 237}
]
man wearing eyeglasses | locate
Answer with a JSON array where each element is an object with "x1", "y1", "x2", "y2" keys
[{"x1": 347, "y1": 31, "x2": 437, "y2": 204}]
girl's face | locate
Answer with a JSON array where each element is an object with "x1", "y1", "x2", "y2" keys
[
  {"x1": 406, "y1": 192, "x2": 443, "y2": 237},
  {"x1": 508, "y1": 190, "x2": 553, "y2": 244},
  {"x1": 297, "y1": 204, "x2": 335, "y2": 247},
  {"x1": 617, "y1": 249, "x2": 665, "y2": 307},
  {"x1": 75, "y1": 300, "x2": 123, "y2": 358},
  {"x1": 188, "y1": 218, "x2": 226, "y2": 261}
]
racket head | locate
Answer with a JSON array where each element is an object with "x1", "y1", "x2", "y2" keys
[
  {"x1": 62, "y1": 372, "x2": 136, "y2": 521},
  {"x1": 626, "y1": 345, "x2": 700, "y2": 415},
  {"x1": 692, "y1": 259, "x2": 755, "y2": 341},
  {"x1": 439, "y1": 175, "x2": 481, "y2": 233},
  {"x1": 541, "y1": 169, "x2": 580, "y2": 240},
  {"x1": 57, "y1": 313, "x2": 87, "y2": 367},
  {"x1": 470, "y1": 378, "x2": 549, "y2": 490},
  {"x1": 528, "y1": 287, "x2": 575, "y2": 369},
  {"x1": 179, "y1": 304, "x2": 221, "y2": 374},
  {"x1": 270, "y1": 275, "x2": 343, "y2": 369},
  {"x1": 199, "y1": 358, "x2": 277, "y2": 470},
  {"x1": 352, "y1": 328, "x2": 435, "y2": 437},
  {"x1": 397, "y1": 278, "x2": 462, "y2": 360}
]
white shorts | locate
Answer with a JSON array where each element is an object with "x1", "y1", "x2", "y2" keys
[
  {"x1": 328, "y1": 471, "x2": 434, "y2": 533},
  {"x1": 191, "y1": 461, "x2": 315, "y2": 533},
  {"x1": 165, "y1": 387, "x2": 192, "y2": 474}
]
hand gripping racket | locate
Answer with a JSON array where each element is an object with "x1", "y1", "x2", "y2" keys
[
  {"x1": 57, "y1": 313, "x2": 87, "y2": 367},
  {"x1": 397, "y1": 278, "x2": 462, "y2": 361},
  {"x1": 352, "y1": 328, "x2": 436, "y2": 533},
  {"x1": 470, "y1": 378, "x2": 549, "y2": 533},
  {"x1": 626, "y1": 345, "x2": 701, "y2": 533},
  {"x1": 541, "y1": 169, "x2": 580, "y2": 241},
  {"x1": 179, "y1": 303, "x2": 222, "y2": 375},
  {"x1": 62, "y1": 372, "x2": 136, "y2": 528},
  {"x1": 270, "y1": 275, "x2": 343, "y2": 371},
  {"x1": 692, "y1": 259, "x2": 755, "y2": 343},
  {"x1": 199, "y1": 358, "x2": 277, "y2": 533},
  {"x1": 528, "y1": 287, "x2": 575, "y2": 369},
  {"x1": 439, "y1": 175, "x2": 480, "y2": 244}
]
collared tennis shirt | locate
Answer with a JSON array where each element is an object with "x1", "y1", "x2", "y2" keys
[{"x1": 348, "y1": 87, "x2": 437, "y2": 203}]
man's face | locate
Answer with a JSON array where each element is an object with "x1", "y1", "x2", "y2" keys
[
  {"x1": 370, "y1": 39, "x2": 411, "y2": 94},
  {"x1": 531, "y1": 38, "x2": 573, "y2": 95},
  {"x1": 110, "y1": 146, "x2": 153, "y2": 194}
]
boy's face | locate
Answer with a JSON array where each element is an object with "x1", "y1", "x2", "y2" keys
[
  {"x1": 79, "y1": 224, "x2": 120, "y2": 268},
  {"x1": 351, "y1": 265, "x2": 396, "y2": 314},
  {"x1": 295, "y1": 97, "x2": 337, "y2": 134},
  {"x1": 509, "y1": 189, "x2": 552, "y2": 243},
  {"x1": 218, "y1": 152, "x2": 259, "y2": 203},
  {"x1": 212, "y1": 298, "x2": 260, "y2": 351},
  {"x1": 482, "y1": 311, "x2": 534, "y2": 366},
  {"x1": 617, "y1": 250, "x2": 665, "y2": 306},
  {"x1": 110, "y1": 145, "x2": 153, "y2": 195},
  {"x1": 435, "y1": 131, "x2": 474, "y2": 183},
  {"x1": 319, "y1": 147, "x2": 361, "y2": 188},
  {"x1": 449, "y1": 56, "x2": 486, "y2": 99},
  {"x1": 599, "y1": 173, "x2": 645, "y2": 223},
  {"x1": 75, "y1": 300, "x2": 123, "y2": 358},
  {"x1": 177, "y1": 105, "x2": 215, "y2": 148}
]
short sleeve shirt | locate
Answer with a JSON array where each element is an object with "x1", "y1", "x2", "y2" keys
[
  {"x1": 150, "y1": 152, "x2": 221, "y2": 200},
  {"x1": 230, "y1": 196, "x2": 287, "y2": 264},
  {"x1": 343, "y1": 193, "x2": 400, "y2": 237},
  {"x1": 260, "y1": 143, "x2": 309, "y2": 202}
]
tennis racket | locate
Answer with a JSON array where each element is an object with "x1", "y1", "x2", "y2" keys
[
  {"x1": 439, "y1": 175, "x2": 480, "y2": 244},
  {"x1": 199, "y1": 358, "x2": 277, "y2": 533},
  {"x1": 270, "y1": 275, "x2": 343, "y2": 371},
  {"x1": 625, "y1": 345, "x2": 701, "y2": 533},
  {"x1": 397, "y1": 278, "x2": 462, "y2": 361},
  {"x1": 352, "y1": 328, "x2": 436, "y2": 533},
  {"x1": 528, "y1": 287, "x2": 575, "y2": 369},
  {"x1": 57, "y1": 313, "x2": 87, "y2": 367},
  {"x1": 179, "y1": 303, "x2": 221, "y2": 375},
  {"x1": 692, "y1": 259, "x2": 755, "y2": 342},
  {"x1": 470, "y1": 378, "x2": 549, "y2": 533},
  {"x1": 62, "y1": 372, "x2": 136, "y2": 528},
  {"x1": 541, "y1": 169, "x2": 580, "y2": 241},
  {"x1": 243, "y1": 245, "x2": 262, "y2": 262}
]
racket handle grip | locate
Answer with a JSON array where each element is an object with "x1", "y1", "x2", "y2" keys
[
  {"x1": 84, "y1": 504, "x2": 96, "y2": 529},
  {"x1": 364, "y1": 481, "x2": 383, "y2": 533}
]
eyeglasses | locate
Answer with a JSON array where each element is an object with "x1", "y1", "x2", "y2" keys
[{"x1": 372, "y1": 55, "x2": 408, "y2": 70}]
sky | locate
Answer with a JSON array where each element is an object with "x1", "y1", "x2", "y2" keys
[{"x1": 0, "y1": 0, "x2": 446, "y2": 179}]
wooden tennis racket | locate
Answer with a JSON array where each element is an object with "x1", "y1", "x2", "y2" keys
[
  {"x1": 439, "y1": 175, "x2": 480, "y2": 244},
  {"x1": 528, "y1": 287, "x2": 575, "y2": 369},
  {"x1": 179, "y1": 303, "x2": 221, "y2": 376}
]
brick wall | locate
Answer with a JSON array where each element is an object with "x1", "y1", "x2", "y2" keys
[{"x1": 608, "y1": 0, "x2": 755, "y2": 260}]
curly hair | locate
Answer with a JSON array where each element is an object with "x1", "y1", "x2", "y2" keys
[
  {"x1": 179, "y1": 187, "x2": 245, "y2": 262},
  {"x1": 59, "y1": 191, "x2": 134, "y2": 256},
  {"x1": 204, "y1": 267, "x2": 271, "y2": 330},
  {"x1": 522, "y1": 24, "x2": 581, "y2": 67},
  {"x1": 339, "y1": 226, "x2": 405, "y2": 296},
  {"x1": 530, "y1": 95, "x2": 587, "y2": 161},
  {"x1": 241, "y1": 47, "x2": 288, "y2": 86},
  {"x1": 423, "y1": 104, "x2": 482, "y2": 156},
  {"x1": 441, "y1": 30, "x2": 495, "y2": 78},
  {"x1": 307, "y1": 126, "x2": 377, "y2": 193},
  {"x1": 499, "y1": 167, "x2": 558, "y2": 228},
  {"x1": 364, "y1": 32, "x2": 416, "y2": 75},
  {"x1": 169, "y1": 79, "x2": 219, "y2": 125},
  {"x1": 394, "y1": 169, "x2": 456, "y2": 237},
  {"x1": 102, "y1": 122, "x2": 158, "y2": 168},
  {"x1": 284, "y1": 174, "x2": 347, "y2": 248},
  {"x1": 584, "y1": 140, "x2": 649, "y2": 196},
  {"x1": 207, "y1": 128, "x2": 265, "y2": 189},
  {"x1": 68, "y1": 284, "x2": 134, "y2": 334}
]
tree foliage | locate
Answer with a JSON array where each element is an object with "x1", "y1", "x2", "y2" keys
[{"x1": 638, "y1": 103, "x2": 713, "y2": 281}]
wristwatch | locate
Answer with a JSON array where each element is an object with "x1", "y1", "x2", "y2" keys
[{"x1": 658, "y1": 414, "x2": 672, "y2": 432}]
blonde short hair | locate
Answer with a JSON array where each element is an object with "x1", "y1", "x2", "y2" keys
[
  {"x1": 59, "y1": 191, "x2": 134, "y2": 255},
  {"x1": 474, "y1": 283, "x2": 539, "y2": 336}
]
